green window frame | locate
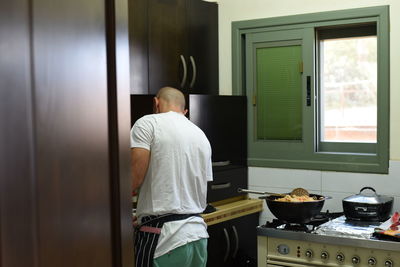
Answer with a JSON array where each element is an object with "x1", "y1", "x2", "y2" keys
[{"x1": 232, "y1": 6, "x2": 389, "y2": 173}]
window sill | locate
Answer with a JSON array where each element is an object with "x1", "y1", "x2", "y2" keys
[{"x1": 248, "y1": 156, "x2": 388, "y2": 174}]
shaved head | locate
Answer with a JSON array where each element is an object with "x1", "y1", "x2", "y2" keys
[{"x1": 156, "y1": 87, "x2": 186, "y2": 111}]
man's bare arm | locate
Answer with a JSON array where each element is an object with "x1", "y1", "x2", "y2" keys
[{"x1": 131, "y1": 147, "x2": 150, "y2": 192}]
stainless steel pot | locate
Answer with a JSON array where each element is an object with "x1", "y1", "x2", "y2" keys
[{"x1": 342, "y1": 187, "x2": 393, "y2": 222}]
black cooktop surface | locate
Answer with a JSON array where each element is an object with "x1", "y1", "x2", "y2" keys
[{"x1": 262, "y1": 211, "x2": 344, "y2": 233}]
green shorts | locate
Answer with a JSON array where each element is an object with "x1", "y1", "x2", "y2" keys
[{"x1": 153, "y1": 238, "x2": 208, "y2": 267}]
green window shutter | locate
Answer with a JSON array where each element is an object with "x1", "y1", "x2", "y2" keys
[{"x1": 256, "y1": 45, "x2": 303, "y2": 140}]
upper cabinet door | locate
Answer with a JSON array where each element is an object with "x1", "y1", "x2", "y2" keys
[
  {"x1": 129, "y1": 0, "x2": 219, "y2": 95},
  {"x1": 186, "y1": 0, "x2": 219, "y2": 95},
  {"x1": 148, "y1": 0, "x2": 187, "y2": 94}
]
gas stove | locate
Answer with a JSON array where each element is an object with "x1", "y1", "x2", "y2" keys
[
  {"x1": 263, "y1": 211, "x2": 344, "y2": 233},
  {"x1": 257, "y1": 213, "x2": 400, "y2": 267}
]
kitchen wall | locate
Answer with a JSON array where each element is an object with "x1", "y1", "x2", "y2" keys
[{"x1": 217, "y1": 0, "x2": 400, "y2": 223}]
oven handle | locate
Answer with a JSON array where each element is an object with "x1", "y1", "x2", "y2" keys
[
  {"x1": 223, "y1": 228, "x2": 230, "y2": 262},
  {"x1": 268, "y1": 257, "x2": 324, "y2": 267},
  {"x1": 268, "y1": 261, "x2": 316, "y2": 267},
  {"x1": 267, "y1": 265, "x2": 296, "y2": 267},
  {"x1": 267, "y1": 265, "x2": 300, "y2": 267}
]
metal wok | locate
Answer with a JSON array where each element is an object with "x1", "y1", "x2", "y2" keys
[
  {"x1": 261, "y1": 194, "x2": 327, "y2": 224},
  {"x1": 237, "y1": 188, "x2": 329, "y2": 223}
]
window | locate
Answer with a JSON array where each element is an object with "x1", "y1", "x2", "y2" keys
[
  {"x1": 232, "y1": 6, "x2": 389, "y2": 173},
  {"x1": 320, "y1": 35, "x2": 377, "y2": 143}
]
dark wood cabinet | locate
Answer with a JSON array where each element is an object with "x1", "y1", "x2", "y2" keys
[
  {"x1": 129, "y1": 0, "x2": 219, "y2": 95},
  {"x1": 207, "y1": 213, "x2": 259, "y2": 267},
  {"x1": 0, "y1": 0, "x2": 133, "y2": 266}
]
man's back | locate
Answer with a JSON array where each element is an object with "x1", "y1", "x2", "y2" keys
[{"x1": 131, "y1": 111, "x2": 213, "y2": 216}]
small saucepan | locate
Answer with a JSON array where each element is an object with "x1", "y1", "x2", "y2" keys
[{"x1": 238, "y1": 188, "x2": 329, "y2": 224}]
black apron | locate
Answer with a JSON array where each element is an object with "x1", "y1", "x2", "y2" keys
[{"x1": 134, "y1": 214, "x2": 201, "y2": 267}]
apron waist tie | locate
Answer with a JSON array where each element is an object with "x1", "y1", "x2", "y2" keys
[
  {"x1": 139, "y1": 225, "x2": 161, "y2": 234},
  {"x1": 134, "y1": 213, "x2": 201, "y2": 267}
]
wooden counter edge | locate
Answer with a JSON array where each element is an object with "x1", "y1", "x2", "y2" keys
[{"x1": 202, "y1": 198, "x2": 263, "y2": 226}]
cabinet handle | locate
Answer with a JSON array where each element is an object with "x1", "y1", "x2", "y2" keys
[
  {"x1": 180, "y1": 55, "x2": 187, "y2": 88},
  {"x1": 189, "y1": 56, "x2": 197, "y2": 88},
  {"x1": 232, "y1": 225, "x2": 239, "y2": 258},
  {"x1": 223, "y1": 228, "x2": 230, "y2": 262},
  {"x1": 212, "y1": 160, "x2": 231, "y2": 167},
  {"x1": 211, "y1": 182, "x2": 231, "y2": 190}
]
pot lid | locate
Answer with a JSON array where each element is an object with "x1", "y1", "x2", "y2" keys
[{"x1": 343, "y1": 187, "x2": 393, "y2": 204}]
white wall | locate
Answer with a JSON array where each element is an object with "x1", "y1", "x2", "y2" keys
[{"x1": 217, "y1": 0, "x2": 400, "y2": 224}]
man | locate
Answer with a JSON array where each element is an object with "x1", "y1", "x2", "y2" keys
[{"x1": 130, "y1": 87, "x2": 213, "y2": 267}]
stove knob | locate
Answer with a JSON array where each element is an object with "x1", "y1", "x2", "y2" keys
[
  {"x1": 336, "y1": 253, "x2": 345, "y2": 263},
  {"x1": 368, "y1": 257, "x2": 377, "y2": 266},
  {"x1": 352, "y1": 256, "x2": 360, "y2": 265},
  {"x1": 321, "y1": 251, "x2": 329, "y2": 260},
  {"x1": 384, "y1": 260, "x2": 393, "y2": 267},
  {"x1": 305, "y1": 250, "x2": 313, "y2": 258}
]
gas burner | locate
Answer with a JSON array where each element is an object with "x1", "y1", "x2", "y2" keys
[
  {"x1": 280, "y1": 223, "x2": 314, "y2": 232},
  {"x1": 263, "y1": 219, "x2": 315, "y2": 233},
  {"x1": 262, "y1": 211, "x2": 344, "y2": 233},
  {"x1": 308, "y1": 211, "x2": 344, "y2": 225},
  {"x1": 264, "y1": 219, "x2": 285, "y2": 229}
]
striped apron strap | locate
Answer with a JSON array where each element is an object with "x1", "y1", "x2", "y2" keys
[{"x1": 134, "y1": 214, "x2": 201, "y2": 267}]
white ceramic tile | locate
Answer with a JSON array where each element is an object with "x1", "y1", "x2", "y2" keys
[
  {"x1": 249, "y1": 166, "x2": 321, "y2": 190},
  {"x1": 321, "y1": 161, "x2": 400, "y2": 197},
  {"x1": 392, "y1": 197, "x2": 400, "y2": 213},
  {"x1": 262, "y1": 215, "x2": 276, "y2": 224},
  {"x1": 259, "y1": 211, "x2": 271, "y2": 224},
  {"x1": 259, "y1": 210, "x2": 276, "y2": 223},
  {"x1": 389, "y1": 160, "x2": 400, "y2": 175},
  {"x1": 321, "y1": 171, "x2": 382, "y2": 193},
  {"x1": 320, "y1": 191, "x2": 349, "y2": 213}
]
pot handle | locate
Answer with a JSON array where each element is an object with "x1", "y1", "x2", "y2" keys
[
  {"x1": 237, "y1": 188, "x2": 266, "y2": 195},
  {"x1": 359, "y1": 187, "x2": 377, "y2": 194}
]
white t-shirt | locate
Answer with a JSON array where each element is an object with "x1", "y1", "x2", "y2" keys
[{"x1": 131, "y1": 111, "x2": 213, "y2": 258}]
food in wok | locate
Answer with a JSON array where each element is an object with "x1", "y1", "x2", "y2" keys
[{"x1": 275, "y1": 194, "x2": 317, "y2": 202}]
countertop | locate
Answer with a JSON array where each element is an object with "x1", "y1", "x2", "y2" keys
[{"x1": 202, "y1": 196, "x2": 263, "y2": 226}]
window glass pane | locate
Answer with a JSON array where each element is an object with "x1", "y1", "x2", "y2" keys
[
  {"x1": 256, "y1": 45, "x2": 303, "y2": 140},
  {"x1": 320, "y1": 36, "x2": 377, "y2": 142}
]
